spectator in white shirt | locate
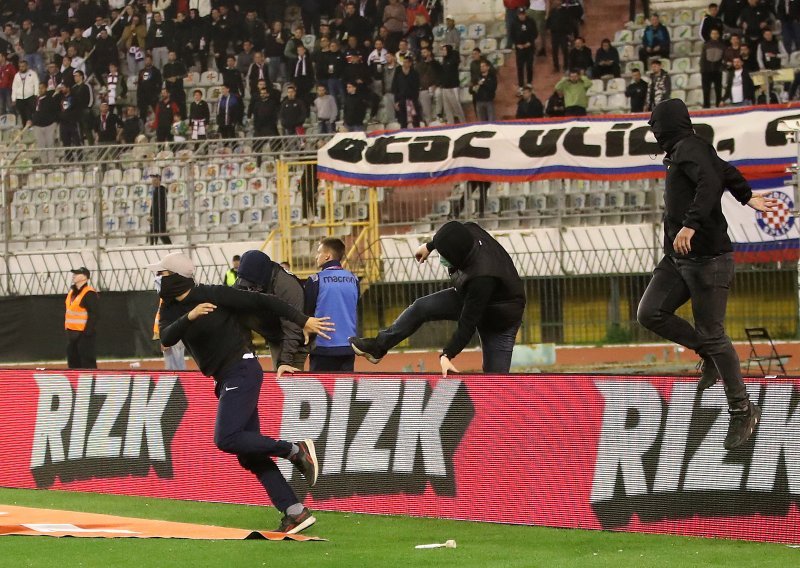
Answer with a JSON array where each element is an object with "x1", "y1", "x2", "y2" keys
[{"x1": 12, "y1": 60, "x2": 39, "y2": 125}]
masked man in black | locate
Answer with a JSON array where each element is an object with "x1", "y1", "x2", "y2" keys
[
  {"x1": 150, "y1": 252, "x2": 334, "y2": 534},
  {"x1": 350, "y1": 221, "x2": 526, "y2": 377},
  {"x1": 637, "y1": 98, "x2": 778, "y2": 450}
]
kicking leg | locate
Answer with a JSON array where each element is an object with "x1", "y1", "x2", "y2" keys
[{"x1": 350, "y1": 288, "x2": 463, "y2": 363}]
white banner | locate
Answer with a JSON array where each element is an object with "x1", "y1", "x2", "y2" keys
[{"x1": 318, "y1": 105, "x2": 800, "y2": 187}]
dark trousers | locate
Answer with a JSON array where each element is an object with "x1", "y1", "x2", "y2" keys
[
  {"x1": 67, "y1": 331, "x2": 97, "y2": 369},
  {"x1": 375, "y1": 288, "x2": 521, "y2": 373},
  {"x1": 701, "y1": 71, "x2": 722, "y2": 108},
  {"x1": 395, "y1": 96, "x2": 422, "y2": 128},
  {"x1": 219, "y1": 124, "x2": 237, "y2": 139},
  {"x1": 16, "y1": 96, "x2": 35, "y2": 125},
  {"x1": 59, "y1": 121, "x2": 83, "y2": 161},
  {"x1": 564, "y1": 105, "x2": 587, "y2": 116},
  {"x1": 453, "y1": 181, "x2": 489, "y2": 219},
  {"x1": 515, "y1": 47, "x2": 534, "y2": 87},
  {"x1": 551, "y1": 33, "x2": 569, "y2": 70},
  {"x1": 637, "y1": 254, "x2": 748, "y2": 408},
  {"x1": 629, "y1": 0, "x2": 650, "y2": 21},
  {"x1": 149, "y1": 218, "x2": 171, "y2": 245},
  {"x1": 639, "y1": 47, "x2": 670, "y2": 66},
  {"x1": 310, "y1": 353, "x2": 355, "y2": 372},
  {"x1": 214, "y1": 358, "x2": 298, "y2": 512}
]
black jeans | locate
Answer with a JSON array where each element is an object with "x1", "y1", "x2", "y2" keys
[
  {"x1": 515, "y1": 47, "x2": 534, "y2": 87},
  {"x1": 310, "y1": 354, "x2": 355, "y2": 372},
  {"x1": 637, "y1": 254, "x2": 748, "y2": 408},
  {"x1": 375, "y1": 288, "x2": 521, "y2": 373},
  {"x1": 214, "y1": 357, "x2": 298, "y2": 512},
  {"x1": 551, "y1": 33, "x2": 569, "y2": 70},
  {"x1": 629, "y1": 0, "x2": 650, "y2": 21},
  {"x1": 701, "y1": 71, "x2": 722, "y2": 108},
  {"x1": 66, "y1": 331, "x2": 96, "y2": 369}
]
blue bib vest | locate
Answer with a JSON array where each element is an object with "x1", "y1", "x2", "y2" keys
[{"x1": 314, "y1": 267, "x2": 358, "y2": 350}]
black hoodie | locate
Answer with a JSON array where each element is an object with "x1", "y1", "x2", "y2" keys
[
  {"x1": 649, "y1": 99, "x2": 738, "y2": 258},
  {"x1": 424, "y1": 222, "x2": 526, "y2": 359},
  {"x1": 234, "y1": 250, "x2": 308, "y2": 368}
]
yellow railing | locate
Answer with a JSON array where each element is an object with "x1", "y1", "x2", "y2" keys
[{"x1": 273, "y1": 159, "x2": 381, "y2": 283}]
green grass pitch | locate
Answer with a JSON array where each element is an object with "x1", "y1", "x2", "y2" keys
[{"x1": 0, "y1": 487, "x2": 796, "y2": 567}]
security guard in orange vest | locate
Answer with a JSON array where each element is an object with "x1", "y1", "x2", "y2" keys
[{"x1": 65, "y1": 267, "x2": 99, "y2": 369}]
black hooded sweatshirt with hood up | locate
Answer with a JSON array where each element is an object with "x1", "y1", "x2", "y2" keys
[
  {"x1": 234, "y1": 249, "x2": 309, "y2": 367},
  {"x1": 424, "y1": 221, "x2": 526, "y2": 359},
  {"x1": 648, "y1": 98, "x2": 752, "y2": 258}
]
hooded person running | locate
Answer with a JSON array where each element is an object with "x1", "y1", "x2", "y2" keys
[
  {"x1": 234, "y1": 249, "x2": 309, "y2": 378},
  {"x1": 637, "y1": 98, "x2": 778, "y2": 450},
  {"x1": 150, "y1": 252, "x2": 334, "y2": 534},
  {"x1": 349, "y1": 221, "x2": 526, "y2": 376}
]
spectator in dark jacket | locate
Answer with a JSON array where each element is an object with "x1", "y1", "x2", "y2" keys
[
  {"x1": 756, "y1": 28, "x2": 786, "y2": 70},
  {"x1": 516, "y1": 84, "x2": 544, "y2": 118},
  {"x1": 647, "y1": 59, "x2": 671, "y2": 110},
  {"x1": 567, "y1": 36, "x2": 593, "y2": 77},
  {"x1": 136, "y1": 56, "x2": 161, "y2": 120},
  {"x1": 217, "y1": 85, "x2": 243, "y2": 139},
  {"x1": 777, "y1": 0, "x2": 800, "y2": 53},
  {"x1": 154, "y1": 88, "x2": 180, "y2": 142},
  {"x1": 440, "y1": 44, "x2": 466, "y2": 124},
  {"x1": 221, "y1": 55, "x2": 245, "y2": 98},
  {"x1": 391, "y1": 57, "x2": 422, "y2": 128},
  {"x1": 189, "y1": 89, "x2": 210, "y2": 140},
  {"x1": 510, "y1": 7, "x2": 537, "y2": 88},
  {"x1": 547, "y1": 0, "x2": 574, "y2": 72},
  {"x1": 700, "y1": 3, "x2": 725, "y2": 41},
  {"x1": 471, "y1": 60, "x2": 497, "y2": 121},
  {"x1": 250, "y1": 82, "x2": 280, "y2": 139},
  {"x1": 343, "y1": 81, "x2": 368, "y2": 130},
  {"x1": 625, "y1": 68, "x2": 649, "y2": 112},
  {"x1": 593, "y1": 39, "x2": 621, "y2": 78},
  {"x1": 120, "y1": 105, "x2": 143, "y2": 144},
  {"x1": 291, "y1": 44, "x2": 316, "y2": 105},
  {"x1": 639, "y1": 14, "x2": 670, "y2": 64},
  {"x1": 279, "y1": 84, "x2": 309, "y2": 135},
  {"x1": 738, "y1": 0, "x2": 773, "y2": 50},
  {"x1": 341, "y1": 1, "x2": 372, "y2": 45}
]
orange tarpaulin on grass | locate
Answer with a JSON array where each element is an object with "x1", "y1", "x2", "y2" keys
[{"x1": 0, "y1": 505, "x2": 324, "y2": 541}]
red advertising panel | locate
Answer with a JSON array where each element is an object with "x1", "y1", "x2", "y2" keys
[{"x1": 0, "y1": 370, "x2": 798, "y2": 543}]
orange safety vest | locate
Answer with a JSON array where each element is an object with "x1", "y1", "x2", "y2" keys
[{"x1": 64, "y1": 285, "x2": 96, "y2": 331}]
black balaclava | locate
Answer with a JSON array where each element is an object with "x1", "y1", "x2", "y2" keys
[
  {"x1": 648, "y1": 98, "x2": 694, "y2": 154},
  {"x1": 159, "y1": 274, "x2": 195, "y2": 300},
  {"x1": 235, "y1": 249, "x2": 274, "y2": 292},
  {"x1": 432, "y1": 221, "x2": 475, "y2": 269}
]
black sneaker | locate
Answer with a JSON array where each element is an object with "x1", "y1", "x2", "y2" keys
[
  {"x1": 724, "y1": 402, "x2": 762, "y2": 450},
  {"x1": 696, "y1": 357, "x2": 720, "y2": 392},
  {"x1": 276, "y1": 507, "x2": 316, "y2": 534},
  {"x1": 349, "y1": 336, "x2": 385, "y2": 364},
  {"x1": 289, "y1": 439, "x2": 319, "y2": 487}
]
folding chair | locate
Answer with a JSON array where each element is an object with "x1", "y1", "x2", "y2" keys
[{"x1": 745, "y1": 327, "x2": 790, "y2": 375}]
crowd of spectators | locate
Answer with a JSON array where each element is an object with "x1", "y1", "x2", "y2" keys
[{"x1": 4, "y1": 0, "x2": 799, "y2": 154}]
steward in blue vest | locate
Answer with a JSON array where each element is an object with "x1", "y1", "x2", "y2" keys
[{"x1": 304, "y1": 238, "x2": 359, "y2": 372}]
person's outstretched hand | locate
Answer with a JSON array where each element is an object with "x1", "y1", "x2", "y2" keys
[
  {"x1": 303, "y1": 316, "x2": 334, "y2": 344},
  {"x1": 747, "y1": 192, "x2": 780, "y2": 213}
]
